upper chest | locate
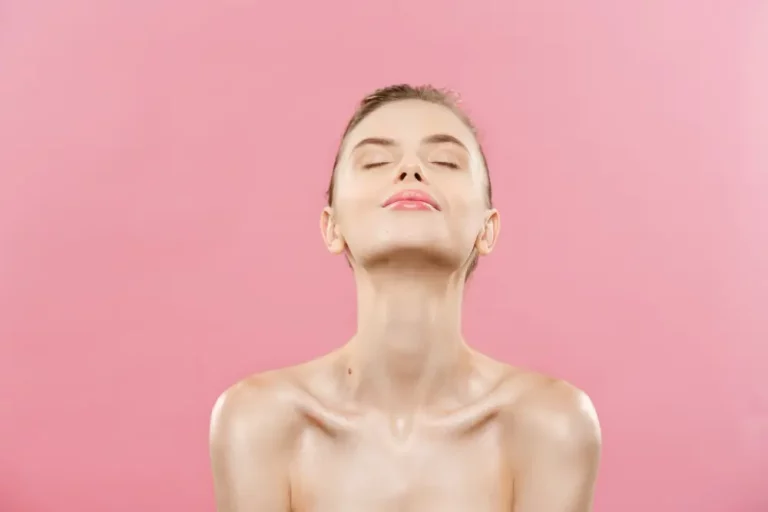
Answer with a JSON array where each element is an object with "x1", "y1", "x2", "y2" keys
[{"x1": 290, "y1": 414, "x2": 513, "y2": 512}]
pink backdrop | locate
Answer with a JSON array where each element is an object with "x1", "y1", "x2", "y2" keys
[{"x1": 1, "y1": 1, "x2": 766, "y2": 511}]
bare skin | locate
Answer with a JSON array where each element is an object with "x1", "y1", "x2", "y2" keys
[{"x1": 210, "y1": 99, "x2": 601, "y2": 511}]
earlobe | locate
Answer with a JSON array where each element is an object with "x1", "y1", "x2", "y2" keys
[
  {"x1": 475, "y1": 209, "x2": 500, "y2": 256},
  {"x1": 320, "y1": 207, "x2": 346, "y2": 255}
]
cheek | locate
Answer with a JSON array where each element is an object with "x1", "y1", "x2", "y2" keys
[
  {"x1": 440, "y1": 169, "x2": 486, "y2": 202},
  {"x1": 336, "y1": 188, "x2": 372, "y2": 220},
  {"x1": 447, "y1": 195, "x2": 488, "y2": 238},
  {"x1": 334, "y1": 172, "x2": 387, "y2": 215},
  {"x1": 332, "y1": 191, "x2": 378, "y2": 235},
  {"x1": 446, "y1": 184, "x2": 486, "y2": 215},
  {"x1": 336, "y1": 167, "x2": 373, "y2": 198}
]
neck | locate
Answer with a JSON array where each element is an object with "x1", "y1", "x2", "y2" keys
[{"x1": 342, "y1": 265, "x2": 471, "y2": 412}]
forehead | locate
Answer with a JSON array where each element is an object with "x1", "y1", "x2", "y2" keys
[{"x1": 345, "y1": 100, "x2": 477, "y2": 149}]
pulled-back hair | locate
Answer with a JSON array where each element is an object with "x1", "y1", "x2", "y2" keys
[{"x1": 327, "y1": 84, "x2": 493, "y2": 278}]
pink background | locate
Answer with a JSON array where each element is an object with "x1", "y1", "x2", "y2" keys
[{"x1": 1, "y1": 1, "x2": 766, "y2": 511}]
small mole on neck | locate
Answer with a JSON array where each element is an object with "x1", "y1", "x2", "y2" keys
[{"x1": 347, "y1": 368, "x2": 352, "y2": 375}]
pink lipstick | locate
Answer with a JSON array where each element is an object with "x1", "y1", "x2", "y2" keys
[{"x1": 382, "y1": 189, "x2": 440, "y2": 211}]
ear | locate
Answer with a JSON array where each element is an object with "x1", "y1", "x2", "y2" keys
[
  {"x1": 475, "y1": 209, "x2": 500, "y2": 256},
  {"x1": 320, "y1": 207, "x2": 346, "y2": 254}
]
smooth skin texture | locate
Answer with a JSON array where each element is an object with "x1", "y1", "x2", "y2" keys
[{"x1": 210, "y1": 100, "x2": 601, "y2": 512}]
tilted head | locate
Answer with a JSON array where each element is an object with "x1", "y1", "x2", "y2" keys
[{"x1": 321, "y1": 84, "x2": 499, "y2": 279}]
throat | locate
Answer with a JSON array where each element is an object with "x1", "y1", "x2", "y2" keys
[
  {"x1": 343, "y1": 270, "x2": 470, "y2": 412},
  {"x1": 343, "y1": 338, "x2": 470, "y2": 414}
]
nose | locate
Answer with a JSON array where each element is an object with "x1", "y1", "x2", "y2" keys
[{"x1": 396, "y1": 163, "x2": 426, "y2": 184}]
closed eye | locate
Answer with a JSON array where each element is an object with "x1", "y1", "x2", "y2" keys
[
  {"x1": 362, "y1": 162, "x2": 391, "y2": 169},
  {"x1": 432, "y1": 161, "x2": 459, "y2": 169}
]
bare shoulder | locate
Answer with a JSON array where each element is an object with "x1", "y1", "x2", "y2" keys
[
  {"x1": 511, "y1": 372, "x2": 600, "y2": 449},
  {"x1": 209, "y1": 367, "x2": 307, "y2": 452},
  {"x1": 209, "y1": 366, "x2": 326, "y2": 510},
  {"x1": 477, "y1": 354, "x2": 601, "y2": 453}
]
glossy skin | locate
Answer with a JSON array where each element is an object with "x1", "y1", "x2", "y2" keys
[{"x1": 210, "y1": 100, "x2": 601, "y2": 512}]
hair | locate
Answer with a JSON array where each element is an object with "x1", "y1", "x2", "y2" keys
[{"x1": 326, "y1": 83, "x2": 493, "y2": 278}]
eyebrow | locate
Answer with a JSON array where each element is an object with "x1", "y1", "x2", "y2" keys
[
  {"x1": 422, "y1": 133, "x2": 468, "y2": 151},
  {"x1": 351, "y1": 133, "x2": 468, "y2": 152},
  {"x1": 352, "y1": 137, "x2": 396, "y2": 150}
]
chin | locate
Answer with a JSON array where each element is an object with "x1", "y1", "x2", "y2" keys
[
  {"x1": 357, "y1": 238, "x2": 468, "y2": 271},
  {"x1": 344, "y1": 218, "x2": 473, "y2": 270}
]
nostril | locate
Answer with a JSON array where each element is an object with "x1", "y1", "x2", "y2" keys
[
  {"x1": 399, "y1": 172, "x2": 407, "y2": 180},
  {"x1": 414, "y1": 173, "x2": 423, "y2": 182}
]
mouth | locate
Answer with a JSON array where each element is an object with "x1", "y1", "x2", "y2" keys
[{"x1": 382, "y1": 189, "x2": 441, "y2": 211}]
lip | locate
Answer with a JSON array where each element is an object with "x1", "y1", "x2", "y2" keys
[{"x1": 382, "y1": 189, "x2": 441, "y2": 211}]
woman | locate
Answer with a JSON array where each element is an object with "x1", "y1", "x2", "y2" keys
[{"x1": 210, "y1": 84, "x2": 601, "y2": 512}]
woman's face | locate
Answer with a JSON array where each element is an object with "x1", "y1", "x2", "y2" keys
[{"x1": 322, "y1": 99, "x2": 499, "y2": 272}]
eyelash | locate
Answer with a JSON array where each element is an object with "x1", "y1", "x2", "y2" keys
[
  {"x1": 362, "y1": 162, "x2": 390, "y2": 169},
  {"x1": 361, "y1": 161, "x2": 459, "y2": 170}
]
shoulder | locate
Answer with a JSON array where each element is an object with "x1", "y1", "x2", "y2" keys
[
  {"x1": 501, "y1": 370, "x2": 601, "y2": 459},
  {"x1": 209, "y1": 369, "x2": 305, "y2": 453},
  {"x1": 471, "y1": 352, "x2": 601, "y2": 452}
]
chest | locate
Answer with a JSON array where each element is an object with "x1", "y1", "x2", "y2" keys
[{"x1": 290, "y1": 420, "x2": 512, "y2": 512}]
